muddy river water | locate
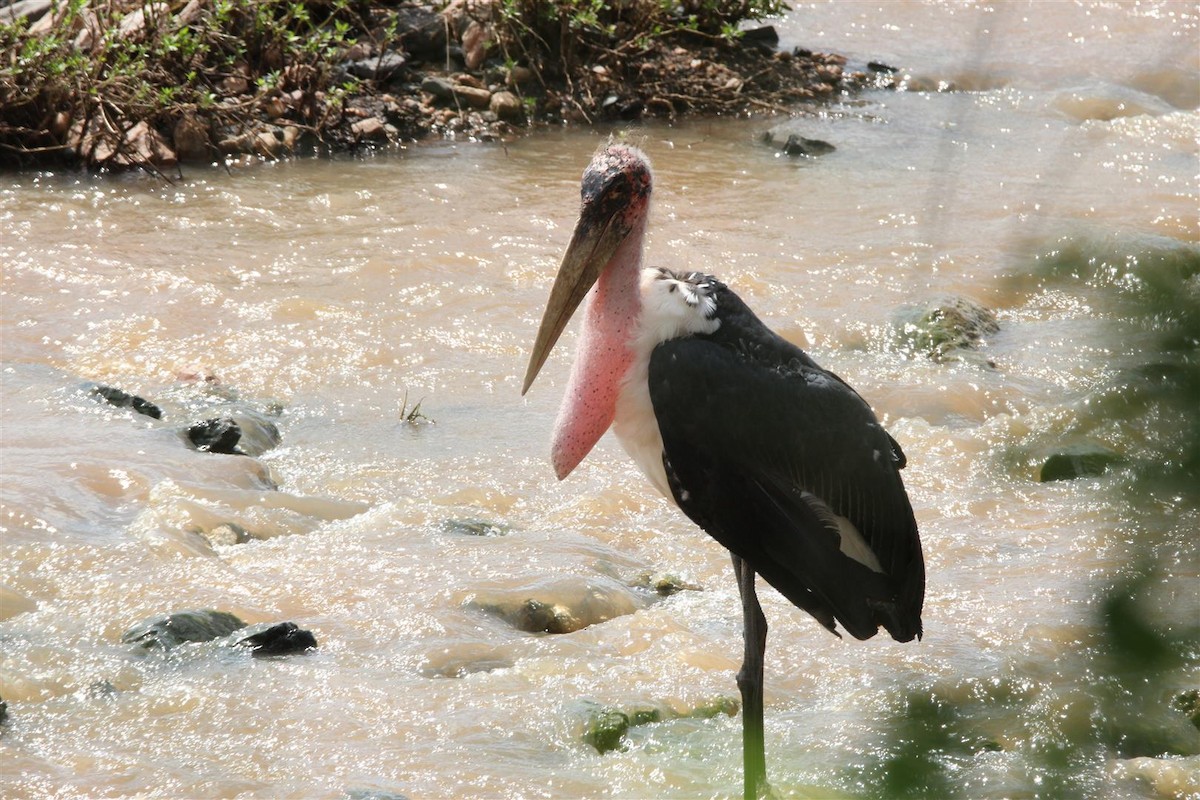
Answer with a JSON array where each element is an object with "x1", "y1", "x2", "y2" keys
[{"x1": 2, "y1": 2, "x2": 1197, "y2": 798}]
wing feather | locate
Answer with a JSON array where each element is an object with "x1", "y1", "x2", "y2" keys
[{"x1": 649, "y1": 330, "x2": 924, "y2": 642}]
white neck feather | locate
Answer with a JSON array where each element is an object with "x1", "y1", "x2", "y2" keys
[{"x1": 612, "y1": 268, "x2": 721, "y2": 499}]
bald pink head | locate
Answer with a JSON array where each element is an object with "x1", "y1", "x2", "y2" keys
[{"x1": 522, "y1": 144, "x2": 654, "y2": 478}]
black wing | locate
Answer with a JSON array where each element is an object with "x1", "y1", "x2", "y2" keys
[{"x1": 648, "y1": 289, "x2": 924, "y2": 642}]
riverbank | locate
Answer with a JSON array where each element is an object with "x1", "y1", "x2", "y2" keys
[{"x1": 0, "y1": 0, "x2": 884, "y2": 173}]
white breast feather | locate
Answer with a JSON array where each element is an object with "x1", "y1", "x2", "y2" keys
[{"x1": 613, "y1": 269, "x2": 720, "y2": 499}]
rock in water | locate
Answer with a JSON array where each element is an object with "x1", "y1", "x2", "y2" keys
[
  {"x1": 584, "y1": 708, "x2": 630, "y2": 754},
  {"x1": 202, "y1": 522, "x2": 255, "y2": 547},
  {"x1": 344, "y1": 790, "x2": 411, "y2": 800},
  {"x1": 122, "y1": 609, "x2": 247, "y2": 651},
  {"x1": 1039, "y1": 448, "x2": 1124, "y2": 481},
  {"x1": 893, "y1": 296, "x2": 1000, "y2": 361},
  {"x1": 232, "y1": 622, "x2": 317, "y2": 657},
  {"x1": 186, "y1": 418, "x2": 243, "y2": 454},
  {"x1": 440, "y1": 518, "x2": 510, "y2": 537},
  {"x1": 90, "y1": 384, "x2": 163, "y2": 419},
  {"x1": 782, "y1": 134, "x2": 836, "y2": 157},
  {"x1": 581, "y1": 697, "x2": 739, "y2": 754}
]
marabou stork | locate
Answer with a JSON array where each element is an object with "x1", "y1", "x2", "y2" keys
[{"x1": 522, "y1": 143, "x2": 924, "y2": 799}]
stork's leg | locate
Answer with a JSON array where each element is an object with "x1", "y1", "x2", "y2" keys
[{"x1": 733, "y1": 554, "x2": 770, "y2": 800}]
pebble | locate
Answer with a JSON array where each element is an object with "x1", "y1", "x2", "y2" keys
[
  {"x1": 452, "y1": 84, "x2": 493, "y2": 109},
  {"x1": 489, "y1": 90, "x2": 523, "y2": 121}
]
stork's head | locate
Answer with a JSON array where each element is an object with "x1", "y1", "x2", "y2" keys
[{"x1": 522, "y1": 144, "x2": 653, "y2": 395}]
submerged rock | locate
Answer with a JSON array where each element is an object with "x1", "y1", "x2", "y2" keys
[
  {"x1": 226, "y1": 410, "x2": 282, "y2": 456},
  {"x1": 419, "y1": 643, "x2": 514, "y2": 678},
  {"x1": 761, "y1": 129, "x2": 835, "y2": 157},
  {"x1": 344, "y1": 790, "x2": 411, "y2": 800},
  {"x1": 519, "y1": 599, "x2": 579, "y2": 634},
  {"x1": 585, "y1": 707, "x2": 630, "y2": 754},
  {"x1": 630, "y1": 571, "x2": 702, "y2": 596},
  {"x1": 89, "y1": 384, "x2": 163, "y2": 419},
  {"x1": 440, "y1": 518, "x2": 510, "y2": 537},
  {"x1": 202, "y1": 522, "x2": 255, "y2": 547},
  {"x1": 1174, "y1": 690, "x2": 1200, "y2": 731},
  {"x1": 468, "y1": 577, "x2": 645, "y2": 634},
  {"x1": 689, "y1": 696, "x2": 741, "y2": 719},
  {"x1": 582, "y1": 696, "x2": 739, "y2": 754},
  {"x1": 83, "y1": 680, "x2": 117, "y2": 701},
  {"x1": 892, "y1": 296, "x2": 1000, "y2": 361},
  {"x1": 1039, "y1": 447, "x2": 1125, "y2": 482},
  {"x1": 122, "y1": 609, "x2": 247, "y2": 651},
  {"x1": 781, "y1": 134, "x2": 836, "y2": 157},
  {"x1": 232, "y1": 622, "x2": 317, "y2": 657}
]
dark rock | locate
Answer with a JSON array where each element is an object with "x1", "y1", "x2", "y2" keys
[
  {"x1": 600, "y1": 94, "x2": 644, "y2": 120},
  {"x1": 868, "y1": 61, "x2": 899, "y2": 74},
  {"x1": 893, "y1": 296, "x2": 1000, "y2": 361},
  {"x1": 782, "y1": 134, "x2": 835, "y2": 157},
  {"x1": 122, "y1": 609, "x2": 247, "y2": 651},
  {"x1": 84, "y1": 679, "x2": 117, "y2": 700},
  {"x1": 393, "y1": 5, "x2": 446, "y2": 63},
  {"x1": 441, "y1": 518, "x2": 510, "y2": 537},
  {"x1": 0, "y1": 696, "x2": 7, "y2": 726},
  {"x1": 1039, "y1": 448, "x2": 1125, "y2": 482},
  {"x1": 186, "y1": 417, "x2": 243, "y2": 454},
  {"x1": 90, "y1": 384, "x2": 163, "y2": 419},
  {"x1": 420, "y1": 76, "x2": 455, "y2": 101},
  {"x1": 232, "y1": 622, "x2": 317, "y2": 657},
  {"x1": 1173, "y1": 690, "x2": 1200, "y2": 731},
  {"x1": 343, "y1": 50, "x2": 407, "y2": 82},
  {"x1": 741, "y1": 25, "x2": 778, "y2": 52}
]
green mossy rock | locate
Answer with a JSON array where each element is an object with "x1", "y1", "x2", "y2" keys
[
  {"x1": 584, "y1": 708, "x2": 630, "y2": 754},
  {"x1": 1039, "y1": 448, "x2": 1125, "y2": 481},
  {"x1": 440, "y1": 518, "x2": 510, "y2": 537},
  {"x1": 582, "y1": 696, "x2": 740, "y2": 753},
  {"x1": 122, "y1": 609, "x2": 246, "y2": 651},
  {"x1": 1173, "y1": 690, "x2": 1200, "y2": 732},
  {"x1": 893, "y1": 296, "x2": 999, "y2": 361}
]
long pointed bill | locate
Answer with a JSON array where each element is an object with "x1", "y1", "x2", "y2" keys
[{"x1": 521, "y1": 210, "x2": 629, "y2": 395}]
